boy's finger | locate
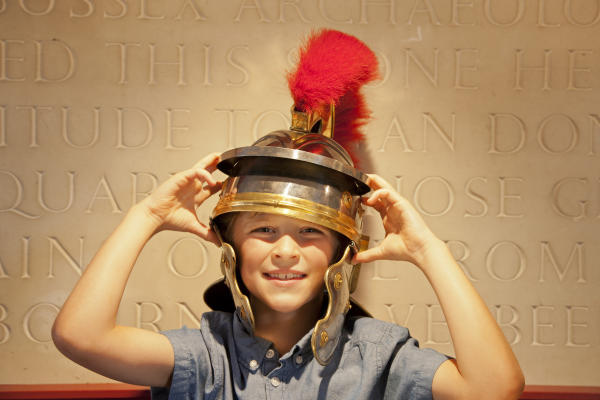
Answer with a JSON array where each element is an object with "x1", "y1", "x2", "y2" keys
[{"x1": 193, "y1": 153, "x2": 221, "y2": 172}]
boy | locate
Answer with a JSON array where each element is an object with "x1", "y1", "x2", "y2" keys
[{"x1": 52, "y1": 30, "x2": 524, "y2": 399}]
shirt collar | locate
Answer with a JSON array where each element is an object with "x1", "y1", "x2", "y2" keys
[{"x1": 232, "y1": 309, "x2": 314, "y2": 369}]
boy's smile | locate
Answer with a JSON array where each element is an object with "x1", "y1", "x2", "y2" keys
[{"x1": 232, "y1": 212, "x2": 338, "y2": 315}]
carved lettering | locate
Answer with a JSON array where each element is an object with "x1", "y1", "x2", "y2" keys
[
  {"x1": 0, "y1": 304, "x2": 9, "y2": 344},
  {"x1": 423, "y1": 112, "x2": 455, "y2": 151},
  {"x1": 148, "y1": 43, "x2": 186, "y2": 85},
  {"x1": 532, "y1": 305, "x2": 556, "y2": 346},
  {"x1": 234, "y1": 0, "x2": 271, "y2": 22},
  {"x1": 454, "y1": 49, "x2": 479, "y2": 90},
  {"x1": 19, "y1": 0, "x2": 55, "y2": 16},
  {"x1": 486, "y1": 241, "x2": 526, "y2": 281},
  {"x1": 0, "y1": 171, "x2": 40, "y2": 219},
  {"x1": 589, "y1": 114, "x2": 600, "y2": 156},
  {"x1": 61, "y1": 107, "x2": 100, "y2": 149},
  {"x1": 106, "y1": 42, "x2": 141, "y2": 84},
  {"x1": 377, "y1": 116, "x2": 415, "y2": 152},
  {"x1": 359, "y1": 0, "x2": 396, "y2": 24},
  {"x1": 70, "y1": 0, "x2": 94, "y2": 18},
  {"x1": 35, "y1": 171, "x2": 75, "y2": 213},
  {"x1": 22, "y1": 303, "x2": 59, "y2": 344},
  {"x1": 488, "y1": 113, "x2": 526, "y2": 154},
  {"x1": 138, "y1": 0, "x2": 165, "y2": 20},
  {"x1": 215, "y1": 109, "x2": 249, "y2": 148},
  {"x1": 115, "y1": 107, "x2": 153, "y2": 149},
  {"x1": 135, "y1": 302, "x2": 163, "y2": 332},
  {"x1": 85, "y1": 176, "x2": 122, "y2": 214},
  {"x1": 167, "y1": 237, "x2": 208, "y2": 278},
  {"x1": 0, "y1": 257, "x2": 7, "y2": 279},
  {"x1": 537, "y1": 0, "x2": 560, "y2": 27},
  {"x1": 497, "y1": 177, "x2": 523, "y2": 218},
  {"x1": 177, "y1": 302, "x2": 202, "y2": 328},
  {"x1": 464, "y1": 176, "x2": 489, "y2": 217},
  {"x1": 226, "y1": 46, "x2": 249, "y2": 87},
  {"x1": 513, "y1": 49, "x2": 552, "y2": 90},
  {"x1": 413, "y1": 176, "x2": 454, "y2": 217},
  {"x1": 407, "y1": 0, "x2": 440, "y2": 25},
  {"x1": 564, "y1": 0, "x2": 600, "y2": 26},
  {"x1": 484, "y1": 0, "x2": 525, "y2": 27},
  {"x1": 318, "y1": 0, "x2": 353, "y2": 23},
  {"x1": 21, "y1": 236, "x2": 31, "y2": 279},
  {"x1": 567, "y1": 49, "x2": 592, "y2": 91},
  {"x1": 279, "y1": 0, "x2": 310, "y2": 22},
  {"x1": 34, "y1": 40, "x2": 76, "y2": 83},
  {"x1": 175, "y1": 0, "x2": 207, "y2": 21},
  {"x1": 0, "y1": 105, "x2": 6, "y2": 147},
  {"x1": 493, "y1": 305, "x2": 522, "y2": 345},
  {"x1": 551, "y1": 177, "x2": 588, "y2": 221},
  {"x1": 166, "y1": 108, "x2": 191, "y2": 150},
  {"x1": 565, "y1": 306, "x2": 590, "y2": 347},
  {"x1": 201, "y1": 43, "x2": 212, "y2": 86},
  {"x1": 104, "y1": 0, "x2": 127, "y2": 18},
  {"x1": 0, "y1": 39, "x2": 25, "y2": 82},
  {"x1": 384, "y1": 303, "x2": 415, "y2": 325},
  {"x1": 539, "y1": 241, "x2": 585, "y2": 283},
  {"x1": 425, "y1": 304, "x2": 450, "y2": 345},
  {"x1": 450, "y1": 0, "x2": 475, "y2": 26},
  {"x1": 16, "y1": 105, "x2": 53, "y2": 148},
  {"x1": 131, "y1": 172, "x2": 158, "y2": 205},
  {"x1": 404, "y1": 48, "x2": 439, "y2": 88},
  {"x1": 48, "y1": 236, "x2": 84, "y2": 278},
  {"x1": 538, "y1": 113, "x2": 579, "y2": 154}
]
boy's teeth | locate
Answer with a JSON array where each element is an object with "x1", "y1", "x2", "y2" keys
[{"x1": 268, "y1": 273, "x2": 303, "y2": 280}]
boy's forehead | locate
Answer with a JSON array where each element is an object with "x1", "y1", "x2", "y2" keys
[{"x1": 235, "y1": 212, "x2": 324, "y2": 229}]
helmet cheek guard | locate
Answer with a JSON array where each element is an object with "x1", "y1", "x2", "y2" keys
[{"x1": 204, "y1": 29, "x2": 378, "y2": 365}]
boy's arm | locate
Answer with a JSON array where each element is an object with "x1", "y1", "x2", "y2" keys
[
  {"x1": 52, "y1": 154, "x2": 221, "y2": 387},
  {"x1": 354, "y1": 174, "x2": 524, "y2": 400}
]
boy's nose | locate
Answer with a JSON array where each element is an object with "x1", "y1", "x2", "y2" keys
[{"x1": 271, "y1": 234, "x2": 300, "y2": 265}]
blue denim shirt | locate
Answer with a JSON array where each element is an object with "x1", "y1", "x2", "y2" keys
[{"x1": 151, "y1": 311, "x2": 448, "y2": 400}]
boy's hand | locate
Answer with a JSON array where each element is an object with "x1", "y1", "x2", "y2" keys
[
  {"x1": 353, "y1": 174, "x2": 441, "y2": 267},
  {"x1": 138, "y1": 153, "x2": 222, "y2": 244}
]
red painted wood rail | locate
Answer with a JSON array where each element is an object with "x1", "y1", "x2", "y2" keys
[{"x1": 0, "y1": 384, "x2": 599, "y2": 399}]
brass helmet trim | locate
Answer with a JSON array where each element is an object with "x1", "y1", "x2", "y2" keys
[{"x1": 213, "y1": 192, "x2": 361, "y2": 244}]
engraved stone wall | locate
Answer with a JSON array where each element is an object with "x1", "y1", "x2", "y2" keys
[{"x1": 0, "y1": 0, "x2": 598, "y2": 386}]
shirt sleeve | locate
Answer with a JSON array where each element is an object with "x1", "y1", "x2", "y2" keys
[
  {"x1": 150, "y1": 327, "x2": 210, "y2": 400},
  {"x1": 383, "y1": 323, "x2": 450, "y2": 400}
]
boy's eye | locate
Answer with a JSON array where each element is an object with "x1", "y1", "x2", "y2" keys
[
  {"x1": 252, "y1": 227, "x2": 274, "y2": 233},
  {"x1": 301, "y1": 227, "x2": 323, "y2": 235}
]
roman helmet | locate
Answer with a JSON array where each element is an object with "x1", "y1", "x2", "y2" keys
[{"x1": 204, "y1": 29, "x2": 378, "y2": 365}]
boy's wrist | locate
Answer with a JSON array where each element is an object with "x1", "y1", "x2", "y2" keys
[
  {"x1": 126, "y1": 202, "x2": 165, "y2": 235},
  {"x1": 412, "y1": 237, "x2": 449, "y2": 271}
]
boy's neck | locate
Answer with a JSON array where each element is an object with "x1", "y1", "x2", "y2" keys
[{"x1": 251, "y1": 295, "x2": 324, "y2": 356}]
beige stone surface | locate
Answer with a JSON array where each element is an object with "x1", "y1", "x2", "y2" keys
[{"x1": 1, "y1": 0, "x2": 599, "y2": 386}]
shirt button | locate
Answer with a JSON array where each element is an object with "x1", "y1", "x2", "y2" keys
[
  {"x1": 295, "y1": 355, "x2": 303, "y2": 365},
  {"x1": 249, "y1": 360, "x2": 259, "y2": 370},
  {"x1": 270, "y1": 376, "x2": 280, "y2": 387},
  {"x1": 265, "y1": 349, "x2": 275, "y2": 359}
]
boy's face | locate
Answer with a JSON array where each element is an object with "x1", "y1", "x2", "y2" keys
[{"x1": 232, "y1": 212, "x2": 338, "y2": 315}]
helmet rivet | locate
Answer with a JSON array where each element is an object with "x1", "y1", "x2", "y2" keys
[
  {"x1": 334, "y1": 272, "x2": 343, "y2": 290},
  {"x1": 320, "y1": 330, "x2": 329, "y2": 346},
  {"x1": 342, "y1": 191, "x2": 352, "y2": 209}
]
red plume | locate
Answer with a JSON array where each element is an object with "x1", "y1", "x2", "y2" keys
[{"x1": 287, "y1": 29, "x2": 378, "y2": 166}]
